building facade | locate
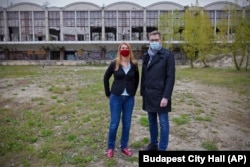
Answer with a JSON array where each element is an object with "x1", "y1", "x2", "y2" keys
[{"x1": 0, "y1": 1, "x2": 249, "y2": 63}]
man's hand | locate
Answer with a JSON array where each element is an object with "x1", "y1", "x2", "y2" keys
[{"x1": 160, "y1": 98, "x2": 168, "y2": 107}]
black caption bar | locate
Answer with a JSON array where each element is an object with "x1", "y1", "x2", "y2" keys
[{"x1": 139, "y1": 151, "x2": 249, "y2": 167}]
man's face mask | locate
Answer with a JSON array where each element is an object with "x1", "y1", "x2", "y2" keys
[{"x1": 150, "y1": 42, "x2": 160, "y2": 50}]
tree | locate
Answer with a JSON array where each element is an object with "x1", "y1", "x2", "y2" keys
[
  {"x1": 196, "y1": 10, "x2": 214, "y2": 67},
  {"x1": 182, "y1": 5, "x2": 214, "y2": 68},
  {"x1": 182, "y1": 7, "x2": 199, "y2": 68},
  {"x1": 158, "y1": 10, "x2": 183, "y2": 50},
  {"x1": 217, "y1": 4, "x2": 250, "y2": 70},
  {"x1": 231, "y1": 7, "x2": 250, "y2": 70}
]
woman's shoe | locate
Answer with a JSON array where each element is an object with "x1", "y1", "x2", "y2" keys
[
  {"x1": 121, "y1": 148, "x2": 132, "y2": 156},
  {"x1": 107, "y1": 149, "x2": 114, "y2": 158}
]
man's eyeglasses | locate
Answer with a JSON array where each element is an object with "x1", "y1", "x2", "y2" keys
[{"x1": 149, "y1": 39, "x2": 160, "y2": 42}]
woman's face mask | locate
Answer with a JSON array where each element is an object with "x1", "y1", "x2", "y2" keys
[{"x1": 120, "y1": 50, "x2": 130, "y2": 57}]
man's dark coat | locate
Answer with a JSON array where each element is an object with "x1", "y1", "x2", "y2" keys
[{"x1": 140, "y1": 48, "x2": 175, "y2": 112}]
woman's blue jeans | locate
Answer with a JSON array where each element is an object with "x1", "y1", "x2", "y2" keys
[
  {"x1": 147, "y1": 112, "x2": 169, "y2": 151},
  {"x1": 108, "y1": 94, "x2": 134, "y2": 150}
]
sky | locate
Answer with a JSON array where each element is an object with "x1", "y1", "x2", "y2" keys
[{"x1": 0, "y1": 0, "x2": 249, "y2": 8}]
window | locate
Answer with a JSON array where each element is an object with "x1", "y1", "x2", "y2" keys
[
  {"x1": 48, "y1": 11, "x2": 60, "y2": 28},
  {"x1": 104, "y1": 11, "x2": 117, "y2": 40},
  {"x1": 63, "y1": 11, "x2": 75, "y2": 27},
  {"x1": 20, "y1": 11, "x2": 32, "y2": 41},
  {"x1": 7, "y1": 12, "x2": 19, "y2": 41},
  {"x1": 76, "y1": 11, "x2": 89, "y2": 41},
  {"x1": 131, "y1": 11, "x2": 143, "y2": 40},
  {"x1": 118, "y1": 11, "x2": 130, "y2": 40},
  {"x1": 34, "y1": 11, "x2": 45, "y2": 40}
]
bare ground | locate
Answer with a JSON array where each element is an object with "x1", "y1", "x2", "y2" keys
[
  {"x1": 0, "y1": 66, "x2": 249, "y2": 166},
  {"x1": 131, "y1": 80, "x2": 250, "y2": 151}
]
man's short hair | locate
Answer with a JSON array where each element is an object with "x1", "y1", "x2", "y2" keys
[{"x1": 148, "y1": 30, "x2": 161, "y2": 39}]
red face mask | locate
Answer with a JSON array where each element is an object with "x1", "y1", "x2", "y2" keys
[{"x1": 120, "y1": 50, "x2": 130, "y2": 57}]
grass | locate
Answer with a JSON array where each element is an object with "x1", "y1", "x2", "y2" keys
[
  {"x1": 131, "y1": 137, "x2": 149, "y2": 148},
  {"x1": 139, "y1": 116, "x2": 149, "y2": 127},
  {"x1": 0, "y1": 65, "x2": 249, "y2": 166},
  {"x1": 0, "y1": 66, "x2": 109, "y2": 166},
  {"x1": 176, "y1": 67, "x2": 250, "y2": 96},
  {"x1": 172, "y1": 114, "x2": 190, "y2": 125},
  {"x1": 201, "y1": 140, "x2": 218, "y2": 151}
]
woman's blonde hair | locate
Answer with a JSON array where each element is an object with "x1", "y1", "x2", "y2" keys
[{"x1": 115, "y1": 42, "x2": 137, "y2": 71}]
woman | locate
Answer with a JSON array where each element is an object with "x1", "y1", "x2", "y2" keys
[{"x1": 103, "y1": 42, "x2": 139, "y2": 158}]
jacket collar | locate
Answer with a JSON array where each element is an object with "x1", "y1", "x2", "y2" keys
[{"x1": 144, "y1": 48, "x2": 165, "y2": 68}]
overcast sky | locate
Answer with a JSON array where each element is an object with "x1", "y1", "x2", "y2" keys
[{"x1": 0, "y1": 0, "x2": 249, "y2": 7}]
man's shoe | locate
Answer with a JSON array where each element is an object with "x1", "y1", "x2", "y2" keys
[
  {"x1": 144, "y1": 143, "x2": 158, "y2": 151},
  {"x1": 107, "y1": 149, "x2": 114, "y2": 158},
  {"x1": 121, "y1": 148, "x2": 132, "y2": 156}
]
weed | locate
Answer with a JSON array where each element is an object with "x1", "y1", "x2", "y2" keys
[
  {"x1": 195, "y1": 116, "x2": 212, "y2": 122},
  {"x1": 139, "y1": 116, "x2": 149, "y2": 127},
  {"x1": 172, "y1": 114, "x2": 190, "y2": 125},
  {"x1": 131, "y1": 137, "x2": 149, "y2": 148},
  {"x1": 201, "y1": 140, "x2": 218, "y2": 150}
]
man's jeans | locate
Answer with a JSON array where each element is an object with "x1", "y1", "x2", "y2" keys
[
  {"x1": 147, "y1": 111, "x2": 169, "y2": 151},
  {"x1": 108, "y1": 94, "x2": 134, "y2": 150}
]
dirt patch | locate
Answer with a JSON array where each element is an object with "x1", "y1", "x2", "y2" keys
[
  {"x1": 166, "y1": 80, "x2": 250, "y2": 150},
  {"x1": 0, "y1": 66, "x2": 249, "y2": 166},
  {"x1": 1, "y1": 71, "x2": 250, "y2": 148},
  {"x1": 0, "y1": 74, "x2": 250, "y2": 150},
  {"x1": 130, "y1": 79, "x2": 250, "y2": 151}
]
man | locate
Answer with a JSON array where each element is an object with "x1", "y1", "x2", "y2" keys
[{"x1": 140, "y1": 30, "x2": 175, "y2": 151}]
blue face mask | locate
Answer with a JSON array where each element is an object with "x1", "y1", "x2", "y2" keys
[{"x1": 150, "y1": 42, "x2": 160, "y2": 50}]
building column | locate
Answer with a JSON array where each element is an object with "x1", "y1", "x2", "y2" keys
[
  {"x1": 75, "y1": 11, "x2": 77, "y2": 41},
  {"x1": 45, "y1": 8, "x2": 49, "y2": 41},
  {"x1": 214, "y1": 10, "x2": 217, "y2": 38},
  {"x1": 129, "y1": 10, "x2": 131, "y2": 41},
  {"x1": 45, "y1": 47, "x2": 50, "y2": 60},
  {"x1": 88, "y1": 11, "x2": 91, "y2": 41},
  {"x1": 32, "y1": 11, "x2": 35, "y2": 41},
  {"x1": 242, "y1": 7, "x2": 246, "y2": 18},
  {"x1": 143, "y1": 7, "x2": 147, "y2": 40},
  {"x1": 60, "y1": 9, "x2": 63, "y2": 41},
  {"x1": 116, "y1": 10, "x2": 118, "y2": 41},
  {"x1": 101, "y1": 7, "x2": 105, "y2": 41},
  {"x1": 19, "y1": 11, "x2": 21, "y2": 41},
  {"x1": 3, "y1": 9, "x2": 8, "y2": 41},
  {"x1": 60, "y1": 47, "x2": 64, "y2": 60}
]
